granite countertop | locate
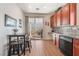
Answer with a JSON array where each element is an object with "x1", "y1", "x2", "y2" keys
[
  {"x1": 61, "y1": 34, "x2": 79, "y2": 39},
  {"x1": 51, "y1": 32, "x2": 79, "y2": 39}
]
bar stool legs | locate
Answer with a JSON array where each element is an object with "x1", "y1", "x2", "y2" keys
[{"x1": 25, "y1": 41, "x2": 31, "y2": 53}]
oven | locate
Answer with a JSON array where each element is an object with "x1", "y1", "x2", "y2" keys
[{"x1": 59, "y1": 35, "x2": 73, "y2": 56}]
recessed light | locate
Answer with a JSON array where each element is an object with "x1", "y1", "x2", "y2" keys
[
  {"x1": 28, "y1": 6, "x2": 31, "y2": 8},
  {"x1": 43, "y1": 6, "x2": 47, "y2": 8}
]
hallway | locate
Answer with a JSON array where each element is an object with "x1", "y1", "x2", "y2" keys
[{"x1": 25, "y1": 40, "x2": 63, "y2": 56}]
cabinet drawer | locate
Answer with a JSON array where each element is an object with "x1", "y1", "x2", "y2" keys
[
  {"x1": 73, "y1": 45, "x2": 79, "y2": 56},
  {"x1": 73, "y1": 39, "x2": 79, "y2": 45}
]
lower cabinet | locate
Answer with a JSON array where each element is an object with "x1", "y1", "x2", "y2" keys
[
  {"x1": 56, "y1": 39, "x2": 59, "y2": 48},
  {"x1": 73, "y1": 39, "x2": 79, "y2": 56},
  {"x1": 52, "y1": 33, "x2": 59, "y2": 48},
  {"x1": 52, "y1": 33, "x2": 56, "y2": 45},
  {"x1": 53, "y1": 40, "x2": 56, "y2": 45},
  {"x1": 54, "y1": 35, "x2": 79, "y2": 56},
  {"x1": 56, "y1": 34, "x2": 60, "y2": 48},
  {"x1": 73, "y1": 45, "x2": 79, "y2": 56}
]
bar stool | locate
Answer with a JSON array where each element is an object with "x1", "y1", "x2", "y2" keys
[
  {"x1": 20, "y1": 34, "x2": 32, "y2": 53},
  {"x1": 9, "y1": 40, "x2": 23, "y2": 56}
]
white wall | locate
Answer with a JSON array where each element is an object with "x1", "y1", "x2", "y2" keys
[
  {"x1": 26, "y1": 13, "x2": 53, "y2": 40},
  {"x1": 0, "y1": 3, "x2": 25, "y2": 56},
  {"x1": 43, "y1": 14, "x2": 53, "y2": 40},
  {"x1": 25, "y1": 16, "x2": 29, "y2": 33}
]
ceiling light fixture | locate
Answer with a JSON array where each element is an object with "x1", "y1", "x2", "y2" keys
[
  {"x1": 29, "y1": 6, "x2": 31, "y2": 8},
  {"x1": 36, "y1": 8, "x2": 40, "y2": 10}
]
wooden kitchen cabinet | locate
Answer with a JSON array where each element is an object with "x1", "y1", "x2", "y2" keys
[
  {"x1": 56, "y1": 34, "x2": 60, "y2": 48},
  {"x1": 50, "y1": 16, "x2": 53, "y2": 28},
  {"x1": 56, "y1": 9, "x2": 62, "y2": 27},
  {"x1": 70, "y1": 3, "x2": 76, "y2": 25},
  {"x1": 56, "y1": 39, "x2": 59, "y2": 48},
  {"x1": 52, "y1": 33, "x2": 56, "y2": 45},
  {"x1": 52, "y1": 33, "x2": 60, "y2": 48},
  {"x1": 73, "y1": 39, "x2": 79, "y2": 56},
  {"x1": 50, "y1": 3, "x2": 77, "y2": 27},
  {"x1": 53, "y1": 14, "x2": 57, "y2": 27},
  {"x1": 61, "y1": 4, "x2": 70, "y2": 26},
  {"x1": 50, "y1": 16, "x2": 55, "y2": 28}
]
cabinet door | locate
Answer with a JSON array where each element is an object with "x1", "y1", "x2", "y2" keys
[
  {"x1": 52, "y1": 33, "x2": 56, "y2": 45},
  {"x1": 53, "y1": 14, "x2": 57, "y2": 27},
  {"x1": 73, "y1": 39, "x2": 79, "y2": 56},
  {"x1": 70, "y1": 3, "x2": 76, "y2": 25},
  {"x1": 56, "y1": 34, "x2": 59, "y2": 48},
  {"x1": 56, "y1": 39, "x2": 59, "y2": 48},
  {"x1": 50, "y1": 16, "x2": 53, "y2": 28},
  {"x1": 57, "y1": 10, "x2": 62, "y2": 27},
  {"x1": 61, "y1": 4, "x2": 70, "y2": 26},
  {"x1": 73, "y1": 45, "x2": 79, "y2": 56},
  {"x1": 52, "y1": 16, "x2": 54, "y2": 28}
]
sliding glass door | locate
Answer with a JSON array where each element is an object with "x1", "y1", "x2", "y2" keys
[{"x1": 28, "y1": 17, "x2": 43, "y2": 39}]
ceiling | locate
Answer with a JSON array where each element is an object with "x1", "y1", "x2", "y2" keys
[{"x1": 17, "y1": 3, "x2": 66, "y2": 14}]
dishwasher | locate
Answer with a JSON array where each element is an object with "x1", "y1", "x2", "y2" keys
[{"x1": 59, "y1": 35, "x2": 73, "y2": 56}]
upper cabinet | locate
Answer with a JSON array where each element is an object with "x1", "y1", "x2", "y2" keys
[
  {"x1": 50, "y1": 3, "x2": 77, "y2": 28},
  {"x1": 61, "y1": 4, "x2": 70, "y2": 26},
  {"x1": 50, "y1": 15, "x2": 54, "y2": 28},
  {"x1": 53, "y1": 14, "x2": 57, "y2": 27},
  {"x1": 70, "y1": 3, "x2": 76, "y2": 25},
  {"x1": 50, "y1": 16, "x2": 53, "y2": 28},
  {"x1": 56, "y1": 10, "x2": 62, "y2": 27},
  {"x1": 77, "y1": 4, "x2": 79, "y2": 25}
]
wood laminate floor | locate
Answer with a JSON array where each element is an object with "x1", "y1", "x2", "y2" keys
[{"x1": 25, "y1": 40, "x2": 63, "y2": 56}]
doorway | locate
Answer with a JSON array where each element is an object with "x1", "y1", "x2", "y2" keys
[{"x1": 28, "y1": 17, "x2": 43, "y2": 39}]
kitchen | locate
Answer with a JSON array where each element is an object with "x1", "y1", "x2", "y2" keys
[
  {"x1": 0, "y1": 3, "x2": 79, "y2": 56},
  {"x1": 50, "y1": 3, "x2": 79, "y2": 56},
  {"x1": 0, "y1": 1, "x2": 79, "y2": 59}
]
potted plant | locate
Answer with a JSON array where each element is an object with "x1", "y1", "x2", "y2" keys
[{"x1": 13, "y1": 28, "x2": 18, "y2": 35}]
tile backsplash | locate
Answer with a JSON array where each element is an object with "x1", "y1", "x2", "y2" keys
[{"x1": 53, "y1": 26, "x2": 79, "y2": 35}]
